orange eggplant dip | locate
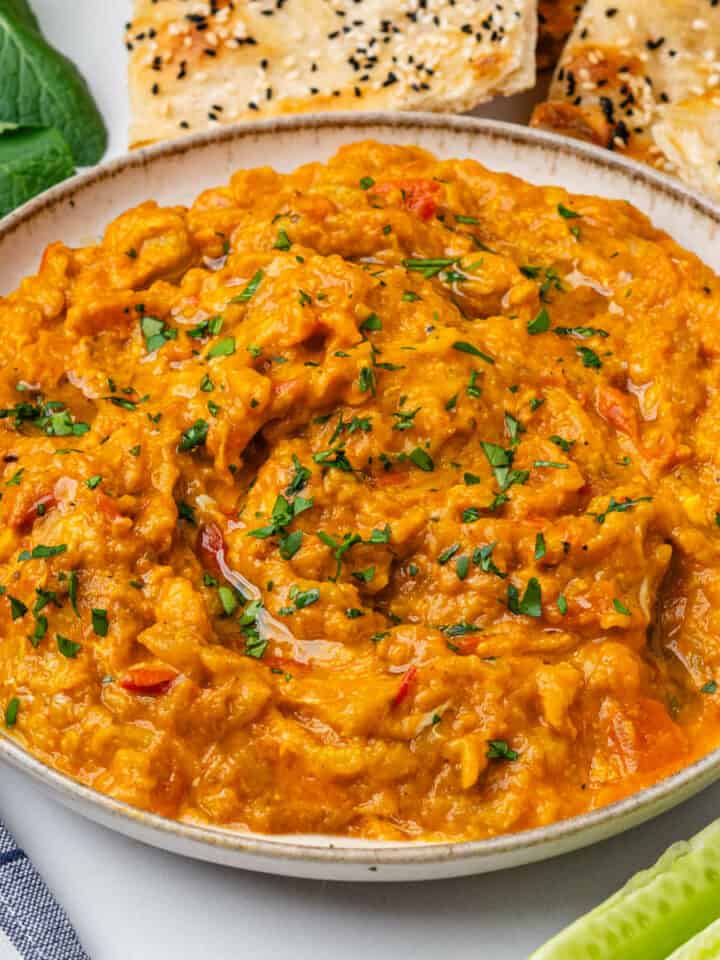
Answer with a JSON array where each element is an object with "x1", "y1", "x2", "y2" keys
[{"x1": 1, "y1": 141, "x2": 720, "y2": 842}]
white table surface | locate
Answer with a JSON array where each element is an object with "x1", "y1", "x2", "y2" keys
[{"x1": 4, "y1": 4, "x2": 720, "y2": 958}]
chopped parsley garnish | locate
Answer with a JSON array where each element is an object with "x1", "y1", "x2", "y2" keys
[
  {"x1": 6, "y1": 468, "x2": 23, "y2": 486},
  {"x1": 591, "y1": 495, "x2": 652, "y2": 525},
  {"x1": 438, "y1": 543, "x2": 460, "y2": 565},
  {"x1": 274, "y1": 229, "x2": 291, "y2": 250},
  {"x1": 279, "y1": 530, "x2": 303, "y2": 560},
  {"x1": 313, "y1": 446, "x2": 353, "y2": 472},
  {"x1": 360, "y1": 313, "x2": 382, "y2": 332},
  {"x1": 56, "y1": 633, "x2": 81, "y2": 658},
  {"x1": 507, "y1": 577, "x2": 542, "y2": 617},
  {"x1": 359, "y1": 176, "x2": 375, "y2": 190},
  {"x1": 557, "y1": 203, "x2": 581, "y2": 219},
  {"x1": 8, "y1": 596, "x2": 27, "y2": 620},
  {"x1": 403, "y1": 257, "x2": 459, "y2": 279},
  {"x1": 5, "y1": 697, "x2": 20, "y2": 727},
  {"x1": 481, "y1": 441, "x2": 528, "y2": 493},
  {"x1": 18, "y1": 544, "x2": 67, "y2": 561},
  {"x1": 393, "y1": 407, "x2": 420, "y2": 431},
  {"x1": 409, "y1": 447, "x2": 434, "y2": 472},
  {"x1": 576, "y1": 346, "x2": 602, "y2": 369},
  {"x1": 249, "y1": 493, "x2": 313, "y2": 539},
  {"x1": 218, "y1": 586, "x2": 238, "y2": 616},
  {"x1": 402, "y1": 291, "x2": 421, "y2": 302},
  {"x1": 464, "y1": 472, "x2": 481, "y2": 485},
  {"x1": 613, "y1": 598, "x2": 631, "y2": 616},
  {"x1": 557, "y1": 594, "x2": 568, "y2": 615},
  {"x1": 177, "y1": 501, "x2": 196, "y2": 524},
  {"x1": 86, "y1": 474, "x2": 102, "y2": 489},
  {"x1": 358, "y1": 366, "x2": 376, "y2": 396},
  {"x1": 293, "y1": 587, "x2": 320, "y2": 609},
  {"x1": 534, "y1": 460, "x2": 568, "y2": 470},
  {"x1": 91, "y1": 608, "x2": 109, "y2": 636},
  {"x1": 527, "y1": 307, "x2": 550, "y2": 335},
  {"x1": 188, "y1": 316, "x2": 223, "y2": 339},
  {"x1": 504, "y1": 412, "x2": 524, "y2": 446},
  {"x1": 207, "y1": 336, "x2": 236, "y2": 359},
  {"x1": 68, "y1": 571, "x2": 79, "y2": 616},
  {"x1": 456, "y1": 556, "x2": 469, "y2": 580},
  {"x1": 462, "y1": 507, "x2": 481, "y2": 523},
  {"x1": 466, "y1": 371, "x2": 482, "y2": 398},
  {"x1": 554, "y1": 326, "x2": 609, "y2": 339},
  {"x1": 0, "y1": 400, "x2": 90, "y2": 437},
  {"x1": 487, "y1": 740, "x2": 518, "y2": 761},
  {"x1": 286, "y1": 455, "x2": 311, "y2": 496},
  {"x1": 452, "y1": 341, "x2": 494, "y2": 364},
  {"x1": 352, "y1": 566, "x2": 375, "y2": 584},
  {"x1": 140, "y1": 315, "x2": 177, "y2": 353},
  {"x1": 179, "y1": 419, "x2": 209, "y2": 452},
  {"x1": 231, "y1": 269, "x2": 264, "y2": 303},
  {"x1": 550, "y1": 436, "x2": 574, "y2": 453},
  {"x1": 473, "y1": 542, "x2": 505, "y2": 578},
  {"x1": 534, "y1": 533, "x2": 546, "y2": 560},
  {"x1": 702, "y1": 680, "x2": 718, "y2": 695}
]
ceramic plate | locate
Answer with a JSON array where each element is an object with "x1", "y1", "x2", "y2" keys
[{"x1": 2, "y1": 113, "x2": 720, "y2": 882}]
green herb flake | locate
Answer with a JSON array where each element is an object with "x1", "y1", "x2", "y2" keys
[
  {"x1": 576, "y1": 346, "x2": 602, "y2": 369},
  {"x1": 56, "y1": 633, "x2": 81, "y2": 658},
  {"x1": 409, "y1": 447, "x2": 434, "y2": 472},
  {"x1": 5, "y1": 697, "x2": 20, "y2": 727},
  {"x1": 91, "y1": 608, "x2": 109, "y2": 637},
  {"x1": 527, "y1": 307, "x2": 551, "y2": 335},
  {"x1": 452, "y1": 341, "x2": 494, "y2": 364},
  {"x1": 508, "y1": 577, "x2": 542, "y2": 617},
  {"x1": 279, "y1": 530, "x2": 303, "y2": 560},
  {"x1": 207, "y1": 336, "x2": 236, "y2": 359},
  {"x1": 231, "y1": 269, "x2": 264, "y2": 303},
  {"x1": 179, "y1": 419, "x2": 209, "y2": 453},
  {"x1": 557, "y1": 203, "x2": 581, "y2": 219},
  {"x1": 273, "y1": 229, "x2": 291, "y2": 251},
  {"x1": 487, "y1": 740, "x2": 519, "y2": 761},
  {"x1": 613, "y1": 598, "x2": 631, "y2": 616},
  {"x1": 438, "y1": 543, "x2": 460, "y2": 565},
  {"x1": 294, "y1": 588, "x2": 320, "y2": 609},
  {"x1": 534, "y1": 532, "x2": 546, "y2": 560}
]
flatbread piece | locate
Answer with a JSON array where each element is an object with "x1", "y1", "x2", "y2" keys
[
  {"x1": 531, "y1": 0, "x2": 720, "y2": 201},
  {"x1": 127, "y1": 0, "x2": 538, "y2": 148}
]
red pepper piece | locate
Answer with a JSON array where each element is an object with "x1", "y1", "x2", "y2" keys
[
  {"x1": 119, "y1": 667, "x2": 178, "y2": 696},
  {"x1": 393, "y1": 665, "x2": 418, "y2": 707}
]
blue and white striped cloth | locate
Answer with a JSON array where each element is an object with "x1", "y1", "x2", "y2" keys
[{"x1": 0, "y1": 821, "x2": 88, "y2": 960}]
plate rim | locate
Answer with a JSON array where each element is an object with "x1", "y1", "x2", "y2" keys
[{"x1": 2, "y1": 110, "x2": 719, "y2": 871}]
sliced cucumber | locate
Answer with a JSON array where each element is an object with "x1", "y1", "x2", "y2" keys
[
  {"x1": 666, "y1": 917, "x2": 720, "y2": 959},
  {"x1": 531, "y1": 818, "x2": 720, "y2": 960}
]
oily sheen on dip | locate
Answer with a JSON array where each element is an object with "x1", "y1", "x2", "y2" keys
[{"x1": 0, "y1": 142, "x2": 719, "y2": 842}]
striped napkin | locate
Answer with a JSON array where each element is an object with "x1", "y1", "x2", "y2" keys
[{"x1": 0, "y1": 820, "x2": 88, "y2": 960}]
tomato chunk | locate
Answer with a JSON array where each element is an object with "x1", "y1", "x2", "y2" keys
[
  {"x1": 597, "y1": 385, "x2": 638, "y2": 439},
  {"x1": 120, "y1": 667, "x2": 178, "y2": 696},
  {"x1": 371, "y1": 179, "x2": 443, "y2": 221},
  {"x1": 197, "y1": 521, "x2": 225, "y2": 574},
  {"x1": 12, "y1": 493, "x2": 57, "y2": 532}
]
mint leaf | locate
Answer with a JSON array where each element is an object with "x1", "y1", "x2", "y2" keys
[
  {"x1": 0, "y1": 7, "x2": 107, "y2": 164},
  {"x1": 0, "y1": 125, "x2": 74, "y2": 216}
]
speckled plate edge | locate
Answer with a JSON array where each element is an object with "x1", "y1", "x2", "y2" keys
[{"x1": 1, "y1": 111, "x2": 719, "y2": 881}]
